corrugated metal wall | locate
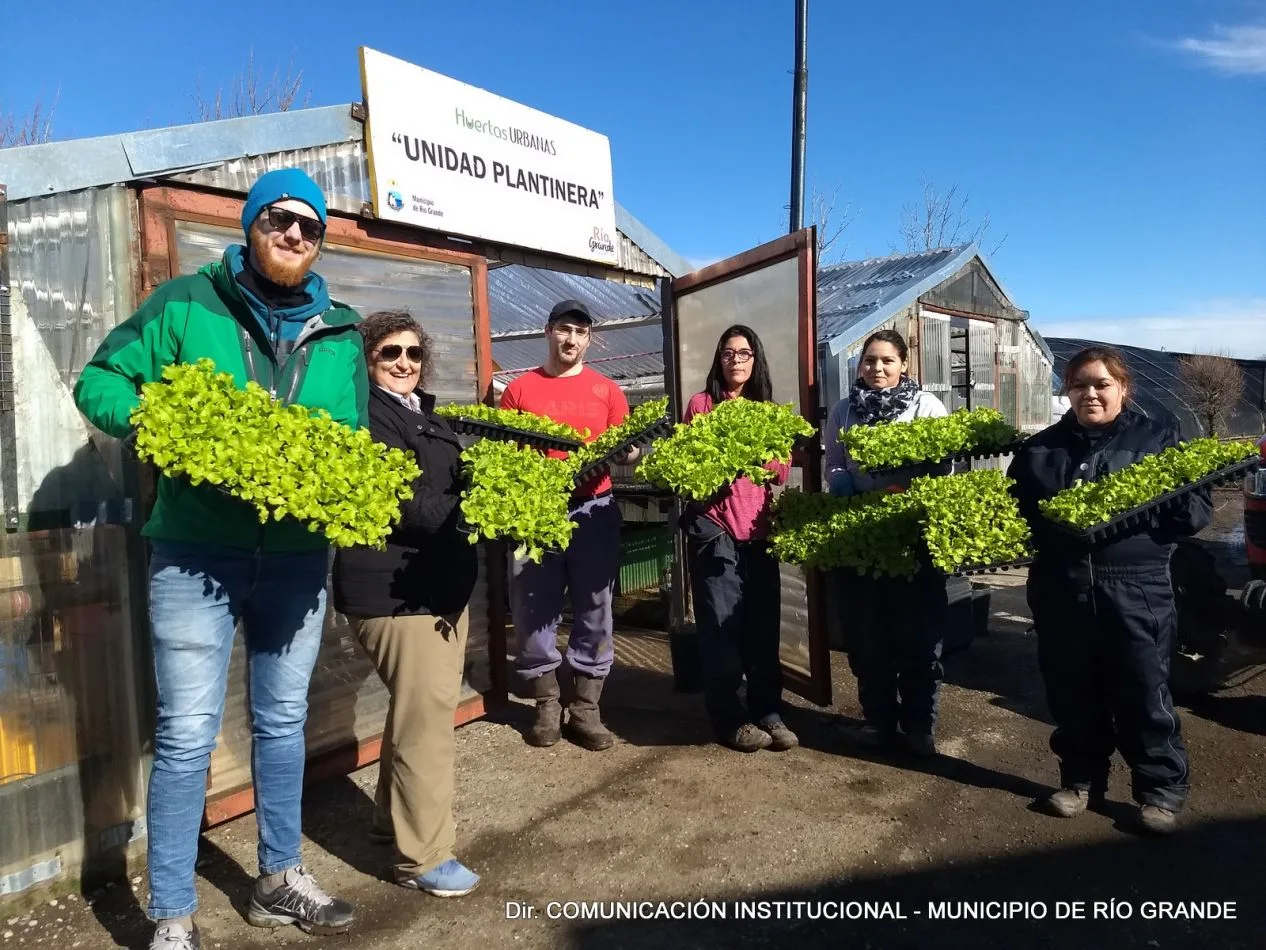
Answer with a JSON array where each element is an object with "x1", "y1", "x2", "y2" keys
[
  {"x1": 169, "y1": 221, "x2": 490, "y2": 801},
  {"x1": 2, "y1": 188, "x2": 148, "y2": 896}
]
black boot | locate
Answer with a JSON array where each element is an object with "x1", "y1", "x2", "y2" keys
[
  {"x1": 563, "y1": 672, "x2": 615, "y2": 751},
  {"x1": 526, "y1": 670, "x2": 562, "y2": 747}
]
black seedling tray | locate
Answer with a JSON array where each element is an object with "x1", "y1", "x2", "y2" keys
[
  {"x1": 948, "y1": 557, "x2": 1034, "y2": 578},
  {"x1": 455, "y1": 521, "x2": 565, "y2": 556},
  {"x1": 448, "y1": 417, "x2": 583, "y2": 452},
  {"x1": 862, "y1": 438, "x2": 1030, "y2": 477},
  {"x1": 573, "y1": 415, "x2": 674, "y2": 486},
  {"x1": 1046, "y1": 455, "x2": 1259, "y2": 545}
]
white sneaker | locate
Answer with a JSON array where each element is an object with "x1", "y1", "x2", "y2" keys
[{"x1": 149, "y1": 922, "x2": 200, "y2": 949}]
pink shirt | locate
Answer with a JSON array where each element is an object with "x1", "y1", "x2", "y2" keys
[{"x1": 682, "y1": 392, "x2": 791, "y2": 541}]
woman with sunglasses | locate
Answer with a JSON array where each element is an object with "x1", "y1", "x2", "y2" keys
[
  {"x1": 681, "y1": 325, "x2": 797, "y2": 753},
  {"x1": 823, "y1": 329, "x2": 950, "y2": 758},
  {"x1": 332, "y1": 311, "x2": 481, "y2": 897}
]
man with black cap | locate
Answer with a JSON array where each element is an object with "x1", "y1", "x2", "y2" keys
[
  {"x1": 500, "y1": 299, "x2": 635, "y2": 751},
  {"x1": 74, "y1": 168, "x2": 362, "y2": 949}
]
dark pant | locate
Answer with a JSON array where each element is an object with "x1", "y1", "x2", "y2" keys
[
  {"x1": 837, "y1": 567, "x2": 948, "y2": 736},
  {"x1": 687, "y1": 529, "x2": 783, "y2": 733},
  {"x1": 1029, "y1": 565, "x2": 1189, "y2": 811}
]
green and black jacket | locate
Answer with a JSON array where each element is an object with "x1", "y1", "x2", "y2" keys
[{"x1": 73, "y1": 249, "x2": 369, "y2": 554}]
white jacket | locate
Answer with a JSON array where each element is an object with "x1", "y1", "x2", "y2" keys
[{"x1": 824, "y1": 390, "x2": 949, "y2": 494}]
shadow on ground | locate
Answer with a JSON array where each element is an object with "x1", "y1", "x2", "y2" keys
[{"x1": 563, "y1": 816, "x2": 1266, "y2": 950}]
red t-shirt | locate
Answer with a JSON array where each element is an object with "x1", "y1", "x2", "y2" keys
[{"x1": 501, "y1": 365, "x2": 630, "y2": 497}]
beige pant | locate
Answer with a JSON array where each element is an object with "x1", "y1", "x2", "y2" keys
[{"x1": 351, "y1": 611, "x2": 468, "y2": 881}]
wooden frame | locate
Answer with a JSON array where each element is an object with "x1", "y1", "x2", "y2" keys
[
  {"x1": 203, "y1": 694, "x2": 486, "y2": 828},
  {"x1": 135, "y1": 185, "x2": 504, "y2": 822},
  {"x1": 667, "y1": 228, "x2": 831, "y2": 706}
]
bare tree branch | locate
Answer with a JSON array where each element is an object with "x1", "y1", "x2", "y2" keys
[
  {"x1": 809, "y1": 179, "x2": 857, "y2": 264},
  {"x1": 1178, "y1": 353, "x2": 1244, "y2": 437},
  {"x1": 193, "y1": 50, "x2": 310, "y2": 121},
  {"x1": 896, "y1": 177, "x2": 1007, "y2": 257},
  {"x1": 1, "y1": 94, "x2": 59, "y2": 148},
  {"x1": 782, "y1": 178, "x2": 857, "y2": 264}
]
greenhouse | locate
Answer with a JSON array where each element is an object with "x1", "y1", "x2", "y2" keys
[
  {"x1": 1045, "y1": 338, "x2": 1266, "y2": 439},
  {"x1": 0, "y1": 103, "x2": 688, "y2": 897}
]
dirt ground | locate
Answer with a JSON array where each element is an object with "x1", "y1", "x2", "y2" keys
[{"x1": 6, "y1": 491, "x2": 1266, "y2": 950}]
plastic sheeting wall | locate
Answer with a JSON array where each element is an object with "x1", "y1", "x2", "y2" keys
[
  {"x1": 672, "y1": 257, "x2": 818, "y2": 686},
  {"x1": 2, "y1": 188, "x2": 148, "y2": 896},
  {"x1": 170, "y1": 221, "x2": 490, "y2": 801},
  {"x1": 918, "y1": 312, "x2": 951, "y2": 399}
]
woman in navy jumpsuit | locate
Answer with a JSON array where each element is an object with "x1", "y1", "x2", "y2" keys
[{"x1": 1008, "y1": 346, "x2": 1210, "y2": 835}]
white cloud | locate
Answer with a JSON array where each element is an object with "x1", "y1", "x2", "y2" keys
[
  {"x1": 1174, "y1": 23, "x2": 1266, "y2": 75},
  {"x1": 1033, "y1": 298, "x2": 1266, "y2": 358}
]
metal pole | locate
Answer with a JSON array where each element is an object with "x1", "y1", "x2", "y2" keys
[{"x1": 789, "y1": 0, "x2": 808, "y2": 233}]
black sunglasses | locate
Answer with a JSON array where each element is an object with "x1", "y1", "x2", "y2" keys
[
  {"x1": 376, "y1": 344, "x2": 426, "y2": 363},
  {"x1": 261, "y1": 206, "x2": 325, "y2": 243}
]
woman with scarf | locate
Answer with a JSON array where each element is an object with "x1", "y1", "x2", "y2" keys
[{"x1": 823, "y1": 329, "x2": 950, "y2": 757}]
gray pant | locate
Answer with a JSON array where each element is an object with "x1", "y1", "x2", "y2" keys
[{"x1": 510, "y1": 493, "x2": 621, "y2": 679}]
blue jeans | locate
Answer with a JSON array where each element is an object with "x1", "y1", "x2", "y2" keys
[{"x1": 145, "y1": 541, "x2": 329, "y2": 919}]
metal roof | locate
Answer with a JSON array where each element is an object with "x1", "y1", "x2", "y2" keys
[
  {"x1": 487, "y1": 264, "x2": 659, "y2": 334},
  {"x1": 818, "y1": 244, "x2": 988, "y2": 354},
  {"x1": 486, "y1": 247, "x2": 1046, "y2": 385},
  {"x1": 486, "y1": 263, "x2": 664, "y2": 383},
  {"x1": 0, "y1": 104, "x2": 692, "y2": 278},
  {"x1": 492, "y1": 324, "x2": 663, "y2": 382},
  {"x1": 1045, "y1": 337, "x2": 1266, "y2": 439}
]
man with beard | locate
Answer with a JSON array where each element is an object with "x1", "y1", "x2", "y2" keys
[
  {"x1": 74, "y1": 169, "x2": 364, "y2": 950},
  {"x1": 500, "y1": 300, "x2": 635, "y2": 752}
]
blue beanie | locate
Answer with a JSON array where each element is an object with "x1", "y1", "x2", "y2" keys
[{"x1": 241, "y1": 168, "x2": 328, "y2": 237}]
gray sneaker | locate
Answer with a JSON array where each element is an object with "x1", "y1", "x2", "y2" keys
[
  {"x1": 759, "y1": 716, "x2": 800, "y2": 751},
  {"x1": 1139, "y1": 804, "x2": 1179, "y2": 835},
  {"x1": 247, "y1": 865, "x2": 355, "y2": 935},
  {"x1": 719, "y1": 722, "x2": 773, "y2": 753},
  {"x1": 149, "y1": 922, "x2": 200, "y2": 949},
  {"x1": 1042, "y1": 788, "x2": 1092, "y2": 818}
]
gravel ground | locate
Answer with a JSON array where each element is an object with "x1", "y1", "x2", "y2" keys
[{"x1": 6, "y1": 497, "x2": 1265, "y2": 950}]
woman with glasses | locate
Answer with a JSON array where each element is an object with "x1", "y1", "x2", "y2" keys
[
  {"x1": 823, "y1": 329, "x2": 950, "y2": 757},
  {"x1": 681, "y1": 325, "x2": 797, "y2": 753},
  {"x1": 332, "y1": 311, "x2": 481, "y2": 897}
]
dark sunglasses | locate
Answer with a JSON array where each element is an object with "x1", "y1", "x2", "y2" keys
[
  {"x1": 376, "y1": 344, "x2": 426, "y2": 363},
  {"x1": 261, "y1": 206, "x2": 326, "y2": 243}
]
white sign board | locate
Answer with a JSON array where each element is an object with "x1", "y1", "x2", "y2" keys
[{"x1": 360, "y1": 48, "x2": 619, "y2": 265}]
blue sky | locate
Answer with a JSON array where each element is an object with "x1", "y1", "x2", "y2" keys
[{"x1": 3, "y1": 0, "x2": 1265, "y2": 353}]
